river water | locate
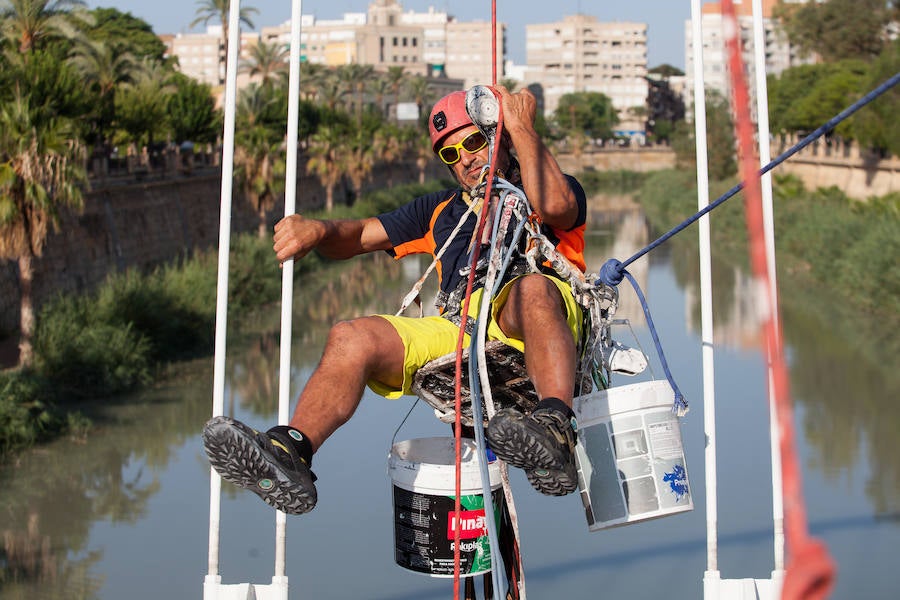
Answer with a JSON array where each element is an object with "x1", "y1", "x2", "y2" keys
[{"x1": 1, "y1": 203, "x2": 898, "y2": 599}]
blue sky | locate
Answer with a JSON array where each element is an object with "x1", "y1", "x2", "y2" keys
[{"x1": 86, "y1": 0, "x2": 713, "y2": 69}]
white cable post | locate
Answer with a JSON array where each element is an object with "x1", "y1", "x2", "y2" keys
[
  {"x1": 205, "y1": 0, "x2": 243, "y2": 596},
  {"x1": 751, "y1": 0, "x2": 786, "y2": 592},
  {"x1": 690, "y1": 2, "x2": 721, "y2": 597},
  {"x1": 268, "y1": 0, "x2": 305, "y2": 596}
]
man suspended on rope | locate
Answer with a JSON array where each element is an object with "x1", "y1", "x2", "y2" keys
[{"x1": 202, "y1": 86, "x2": 588, "y2": 515}]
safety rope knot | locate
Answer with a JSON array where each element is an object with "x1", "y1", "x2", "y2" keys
[{"x1": 597, "y1": 258, "x2": 625, "y2": 287}]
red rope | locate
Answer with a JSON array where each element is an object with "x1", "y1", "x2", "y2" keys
[
  {"x1": 454, "y1": 3, "x2": 502, "y2": 595},
  {"x1": 452, "y1": 90, "x2": 505, "y2": 599},
  {"x1": 719, "y1": 2, "x2": 836, "y2": 598}
]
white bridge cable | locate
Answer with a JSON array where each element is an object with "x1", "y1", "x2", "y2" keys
[
  {"x1": 689, "y1": 0, "x2": 721, "y2": 594},
  {"x1": 752, "y1": 0, "x2": 786, "y2": 588},
  {"x1": 271, "y1": 0, "x2": 305, "y2": 594},
  {"x1": 205, "y1": 0, "x2": 243, "y2": 594}
]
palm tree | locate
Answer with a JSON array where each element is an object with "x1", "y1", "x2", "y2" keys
[
  {"x1": 306, "y1": 122, "x2": 346, "y2": 212},
  {"x1": 374, "y1": 123, "x2": 404, "y2": 187},
  {"x1": 298, "y1": 62, "x2": 327, "y2": 103},
  {"x1": 403, "y1": 74, "x2": 433, "y2": 122},
  {"x1": 189, "y1": 0, "x2": 257, "y2": 85},
  {"x1": 398, "y1": 125, "x2": 432, "y2": 184},
  {"x1": 0, "y1": 0, "x2": 86, "y2": 54},
  {"x1": 385, "y1": 65, "x2": 406, "y2": 117},
  {"x1": 115, "y1": 57, "x2": 176, "y2": 155},
  {"x1": 369, "y1": 73, "x2": 392, "y2": 119},
  {"x1": 68, "y1": 38, "x2": 136, "y2": 151},
  {"x1": 337, "y1": 63, "x2": 374, "y2": 122},
  {"x1": 234, "y1": 84, "x2": 285, "y2": 237},
  {"x1": 315, "y1": 70, "x2": 349, "y2": 112},
  {"x1": 0, "y1": 88, "x2": 87, "y2": 367},
  {"x1": 344, "y1": 118, "x2": 378, "y2": 201},
  {"x1": 240, "y1": 39, "x2": 288, "y2": 88}
]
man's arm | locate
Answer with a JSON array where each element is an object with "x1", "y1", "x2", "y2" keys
[
  {"x1": 497, "y1": 87, "x2": 579, "y2": 231},
  {"x1": 273, "y1": 214, "x2": 392, "y2": 264}
]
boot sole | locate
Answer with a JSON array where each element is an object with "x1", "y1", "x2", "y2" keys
[
  {"x1": 487, "y1": 410, "x2": 569, "y2": 472},
  {"x1": 202, "y1": 416, "x2": 317, "y2": 515},
  {"x1": 526, "y1": 465, "x2": 578, "y2": 496},
  {"x1": 487, "y1": 410, "x2": 578, "y2": 496}
]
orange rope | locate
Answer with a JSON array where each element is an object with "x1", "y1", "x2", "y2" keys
[{"x1": 719, "y1": 2, "x2": 836, "y2": 598}]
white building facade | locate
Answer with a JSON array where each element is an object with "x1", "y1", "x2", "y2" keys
[
  {"x1": 683, "y1": 0, "x2": 818, "y2": 119},
  {"x1": 525, "y1": 15, "x2": 649, "y2": 121}
]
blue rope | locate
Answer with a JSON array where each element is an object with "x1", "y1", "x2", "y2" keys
[
  {"x1": 599, "y1": 70, "x2": 900, "y2": 277},
  {"x1": 593, "y1": 71, "x2": 900, "y2": 414},
  {"x1": 626, "y1": 269, "x2": 688, "y2": 415}
]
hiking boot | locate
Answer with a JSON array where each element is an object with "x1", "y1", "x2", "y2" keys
[
  {"x1": 202, "y1": 416, "x2": 317, "y2": 515},
  {"x1": 486, "y1": 407, "x2": 578, "y2": 496}
]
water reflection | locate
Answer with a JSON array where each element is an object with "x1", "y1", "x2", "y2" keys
[
  {"x1": 0, "y1": 362, "x2": 213, "y2": 597},
  {"x1": 648, "y1": 208, "x2": 900, "y2": 515}
]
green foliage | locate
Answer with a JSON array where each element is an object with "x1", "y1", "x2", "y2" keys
[
  {"x1": 553, "y1": 92, "x2": 618, "y2": 140},
  {"x1": 168, "y1": 72, "x2": 221, "y2": 143},
  {"x1": 768, "y1": 61, "x2": 869, "y2": 136},
  {"x1": 850, "y1": 39, "x2": 900, "y2": 155},
  {"x1": 83, "y1": 7, "x2": 166, "y2": 61},
  {"x1": 578, "y1": 170, "x2": 650, "y2": 196},
  {"x1": 0, "y1": 47, "x2": 89, "y2": 120},
  {"x1": 671, "y1": 89, "x2": 736, "y2": 181},
  {"x1": 227, "y1": 234, "x2": 285, "y2": 309},
  {"x1": 114, "y1": 57, "x2": 175, "y2": 147},
  {"x1": 637, "y1": 169, "x2": 900, "y2": 326},
  {"x1": 775, "y1": 0, "x2": 893, "y2": 62},
  {"x1": 0, "y1": 369, "x2": 62, "y2": 457},
  {"x1": 35, "y1": 305, "x2": 153, "y2": 396},
  {"x1": 338, "y1": 180, "x2": 447, "y2": 218}
]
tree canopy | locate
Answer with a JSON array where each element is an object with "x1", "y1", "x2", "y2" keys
[
  {"x1": 775, "y1": 0, "x2": 899, "y2": 62},
  {"x1": 553, "y1": 92, "x2": 617, "y2": 141}
]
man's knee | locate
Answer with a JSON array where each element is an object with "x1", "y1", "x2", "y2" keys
[
  {"x1": 509, "y1": 275, "x2": 566, "y2": 313},
  {"x1": 325, "y1": 317, "x2": 382, "y2": 353}
]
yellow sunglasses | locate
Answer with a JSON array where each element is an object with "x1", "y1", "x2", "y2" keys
[{"x1": 438, "y1": 130, "x2": 488, "y2": 165}]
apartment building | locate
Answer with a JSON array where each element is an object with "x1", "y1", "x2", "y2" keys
[
  {"x1": 258, "y1": 0, "x2": 505, "y2": 89},
  {"x1": 683, "y1": 0, "x2": 816, "y2": 117},
  {"x1": 167, "y1": 26, "x2": 258, "y2": 88},
  {"x1": 525, "y1": 14, "x2": 648, "y2": 122}
]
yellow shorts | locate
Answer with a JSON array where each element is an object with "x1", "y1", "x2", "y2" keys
[{"x1": 369, "y1": 274, "x2": 582, "y2": 399}]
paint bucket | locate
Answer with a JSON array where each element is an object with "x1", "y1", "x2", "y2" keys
[
  {"x1": 388, "y1": 437, "x2": 502, "y2": 577},
  {"x1": 573, "y1": 379, "x2": 693, "y2": 531}
]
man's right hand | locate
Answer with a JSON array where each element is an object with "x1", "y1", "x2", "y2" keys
[{"x1": 273, "y1": 214, "x2": 326, "y2": 265}]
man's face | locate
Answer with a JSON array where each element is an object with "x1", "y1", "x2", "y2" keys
[{"x1": 437, "y1": 125, "x2": 507, "y2": 192}]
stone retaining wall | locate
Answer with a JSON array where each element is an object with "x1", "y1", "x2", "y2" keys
[{"x1": 0, "y1": 159, "x2": 443, "y2": 336}]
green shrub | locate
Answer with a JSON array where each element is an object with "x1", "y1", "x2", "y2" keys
[
  {"x1": 579, "y1": 169, "x2": 649, "y2": 196},
  {"x1": 35, "y1": 300, "x2": 152, "y2": 397},
  {"x1": 0, "y1": 370, "x2": 62, "y2": 458}
]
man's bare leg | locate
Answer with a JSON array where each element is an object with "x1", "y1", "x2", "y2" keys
[
  {"x1": 488, "y1": 274, "x2": 580, "y2": 496},
  {"x1": 495, "y1": 274, "x2": 576, "y2": 406},
  {"x1": 289, "y1": 315, "x2": 405, "y2": 452},
  {"x1": 202, "y1": 315, "x2": 405, "y2": 514}
]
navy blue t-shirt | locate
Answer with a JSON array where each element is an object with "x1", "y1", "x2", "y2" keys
[{"x1": 377, "y1": 175, "x2": 587, "y2": 299}]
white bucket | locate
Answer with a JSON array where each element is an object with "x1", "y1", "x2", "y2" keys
[
  {"x1": 388, "y1": 437, "x2": 501, "y2": 577},
  {"x1": 573, "y1": 380, "x2": 693, "y2": 531}
]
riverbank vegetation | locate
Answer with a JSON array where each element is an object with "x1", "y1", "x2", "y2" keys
[
  {"x1": 0, "y1": 181, "x2": 442, "y2": 461},
  {"x1": 632, "y1": 168, "x2": 899, "y2": 331}
]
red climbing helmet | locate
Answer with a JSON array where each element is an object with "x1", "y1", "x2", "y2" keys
[{"x1": 428, "y1": 90, "x2": 473, "y2": 152}]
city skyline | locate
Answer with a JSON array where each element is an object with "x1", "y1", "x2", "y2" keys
[{"x1": 85, "y1": 0, "x2": 716, "y2": 70}]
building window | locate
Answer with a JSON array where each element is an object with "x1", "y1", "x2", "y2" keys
[{"x1": 393, "y1": 37, "x2": 398, "y2": 46}]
